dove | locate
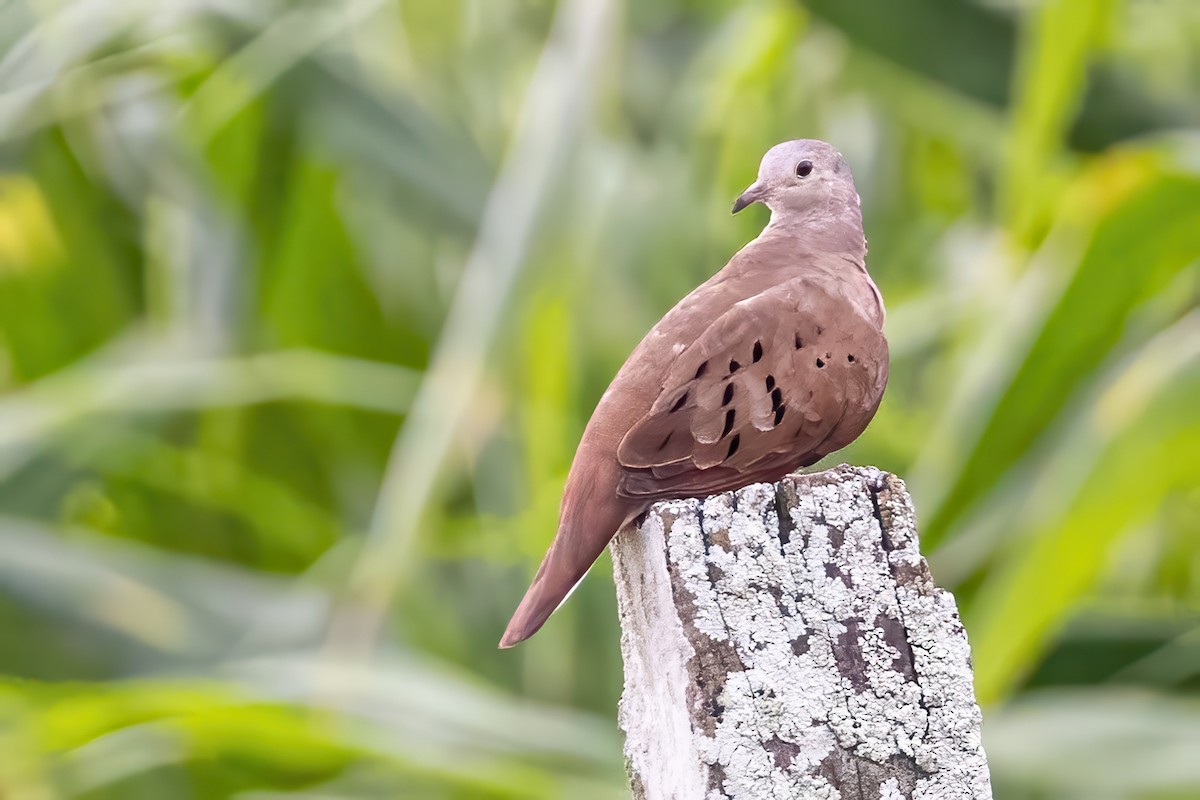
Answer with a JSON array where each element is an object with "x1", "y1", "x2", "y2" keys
[{"x1": 500, "y1": 140, "x2": 887, "y2": 648}]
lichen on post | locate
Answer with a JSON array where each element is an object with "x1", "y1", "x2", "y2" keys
[{"x1": 610, "y1": 465, "x2": 991, "y2": 800}]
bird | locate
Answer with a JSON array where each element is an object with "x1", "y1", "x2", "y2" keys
[{"x1": 500, "y1": 139, "x2": 888, "y2": 648}]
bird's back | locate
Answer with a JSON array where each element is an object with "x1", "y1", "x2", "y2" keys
[{"x1": 580, "y1": 232, "x2": 887, "y2": 501}]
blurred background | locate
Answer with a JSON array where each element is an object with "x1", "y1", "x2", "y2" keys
[{"x1": 0, "y1": 0, "x2": 1198, "y2": 797}]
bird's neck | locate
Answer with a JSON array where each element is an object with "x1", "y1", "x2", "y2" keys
[
  {"x1": 761, "y1": 179, "x2": 866, "y2": 258},
  {"x1": 749, "y1": 202, "x2": 881, "y2": 325},
  {"x1": 760, "y1": 207, "x2": 867, "y2": 264}
]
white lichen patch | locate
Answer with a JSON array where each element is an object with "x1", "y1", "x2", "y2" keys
[{"x1": 612, "y1": 465, "x2": 992, "y2": 800}]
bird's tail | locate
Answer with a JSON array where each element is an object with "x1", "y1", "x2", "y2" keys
[{"x1": 499, "y1": 496, "x2": 631, "y2": 648}]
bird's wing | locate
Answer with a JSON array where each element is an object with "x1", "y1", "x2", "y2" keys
[{"x1": 616, "y1": 276, "x2": 884, "y2": 501}]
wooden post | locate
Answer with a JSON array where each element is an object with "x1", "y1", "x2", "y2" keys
[{"x1": 611, "y1": 465, "x2": 991, "y2": 799}]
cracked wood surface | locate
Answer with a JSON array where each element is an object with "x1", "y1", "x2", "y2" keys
[{"x1": 611, "y1": 465, "x2": 992, "y2": 800}]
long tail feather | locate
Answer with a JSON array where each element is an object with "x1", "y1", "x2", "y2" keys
[{"x1": 499, "y1": 489, "x2": 633, "y2": 648}]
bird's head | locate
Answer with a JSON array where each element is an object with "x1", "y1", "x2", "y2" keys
[{"x1": 732, "y1": 140, "x2": 859, "y2": 221}]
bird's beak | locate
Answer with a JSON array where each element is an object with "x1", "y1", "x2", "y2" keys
[{"x1": 732, "y1": 181, "x2": 766, "y2": 214}]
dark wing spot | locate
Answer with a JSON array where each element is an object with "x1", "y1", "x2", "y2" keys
[
  {"x1": 729, "y1": 359, "x2": 741, "y2": 374},
  {"x1": 847, "y1": 354, "x2": 855, "y2": 363},
  {"x1": 695, "y1": 361, "x2": 709, "y2": 378},
  {"x1": 815, "y1": 325, "x2": 824, "y2": 336},
  {"x1": 658, "y1": 431, "x2": 673, "y2": 451},
  {"x1": 765, "y1": 374, "x2": 775, "y2": 391},
  {"x1": 816, "y1": 358, "x2": 825, "y2": 368},
  {"x1": 794, "y1": 333, "x2": 804, "y2": 350},
  {"x1": 752, "y1": 340, "x2": 763, "y2": 363},
  {"x1": 771, "y1": 387, "x2": 783, "y2": 410},
  {"x1": 670, "y1": 392, "x2": 688, "y2": 412},
  {"x1": 721, "y1": 408, "x2": 736, "y2": 438},
  {"x1": 726, "y1": 434, "x2": 741, "y2": 459},
  {"x1": 773, "y1": 405, "x2": 786, "y2": 426},
  {"x1": 722, "y1": 383, "x2": 734, "y2": 405}
]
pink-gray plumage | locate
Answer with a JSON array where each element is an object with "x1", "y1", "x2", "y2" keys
[{"x1": 500, "y1": 140, "x2": 888, "y2": 648}]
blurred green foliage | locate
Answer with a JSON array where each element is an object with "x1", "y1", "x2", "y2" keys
[{"x1": 1, "y1": 0, "x2": 1198, "y2": 797}]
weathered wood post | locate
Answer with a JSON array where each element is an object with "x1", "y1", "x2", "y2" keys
[{"x1": 611, "y1": 465, "x2": 991, "y2": 799}]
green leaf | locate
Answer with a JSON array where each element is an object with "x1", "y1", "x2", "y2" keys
[
  {"x1": 926, "y1": 166, "x2": 1200, "y2": 547},
  {"x1": 968, "y1": 330, "x2": 1200, "y2": 702}
]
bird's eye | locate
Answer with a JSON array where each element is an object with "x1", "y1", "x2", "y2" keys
[{"x1": 796, "y1": 160, "x2": 813, "y2": 178}]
